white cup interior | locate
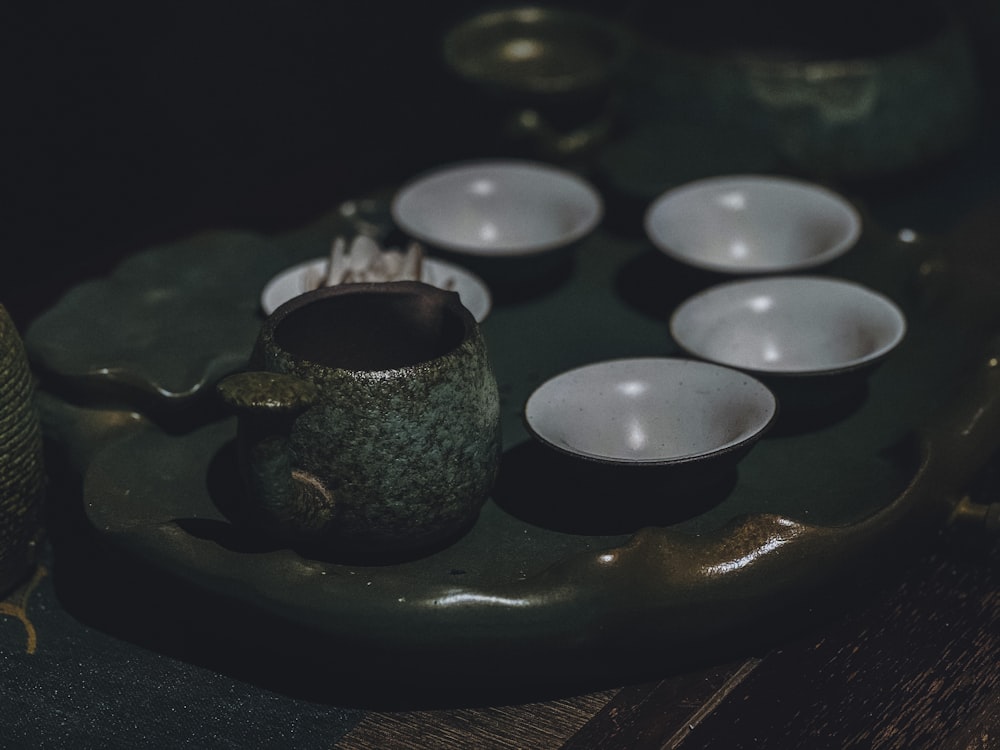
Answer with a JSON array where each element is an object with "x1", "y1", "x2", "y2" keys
[
  {"x1": 645, "y1": 176, "x2": 862, "y2": 273},
  {"x1": 524, "y1": 358, "x2": 776, "y2": 464},
  {"x1": 671, "y1": 277, "x2": 907, "y2": 374},
  {"x1": 392, "y1": 161, "x2": 603, "y2": 256}
]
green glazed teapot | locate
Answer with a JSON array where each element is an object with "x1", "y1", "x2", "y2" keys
[{"x1": 218, "y1": 281, "x2": 502, "y2": 562}]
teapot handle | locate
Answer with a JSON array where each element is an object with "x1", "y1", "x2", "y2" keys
[{"x1": 217, "y1": 372, "x2": 337, "y2": 539}]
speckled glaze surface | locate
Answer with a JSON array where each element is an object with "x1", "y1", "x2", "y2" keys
[
  {"x1": 218, "y1": 282, "x2": 501, "y2": 558},
  {"x1": 0, "y1": 305, "x2": 45, "y2": 596}
]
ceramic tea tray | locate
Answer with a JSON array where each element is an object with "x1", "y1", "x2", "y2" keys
[{"x1": 26, "y1": 199, "x2": 1000, "y2": 681}]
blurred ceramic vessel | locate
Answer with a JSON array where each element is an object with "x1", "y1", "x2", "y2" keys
[
  {"x1": 442, "y1": 6, "x2": 633, "y2": 158},
  {"x1": 634, "y1": 9, "x2": 981, "y2": 178}
]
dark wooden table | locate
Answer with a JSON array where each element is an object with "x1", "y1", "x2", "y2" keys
[
  {"x1": 339, "y1": 534, "x2": 1000, "y2": 750},
  {"x1": 6, "y1": 3, "x2": 1000, "y2": 747}
]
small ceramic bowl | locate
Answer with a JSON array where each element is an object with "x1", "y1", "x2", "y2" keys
[
  {"x1": 670, "y1": 277, "x2": 906, "y2": 379},
  {"x1": 391, "y1": 160, "x2": 603, "y2": 261},
  {"x1": 260, "y1": 256, "x2": 492, "y2": 322},
  {"x1": 524, "y1": 357, "x2": 777, "y2": 469},
  {"x1": 644, "y1": 175, "x2": 862, "y2": 274}
]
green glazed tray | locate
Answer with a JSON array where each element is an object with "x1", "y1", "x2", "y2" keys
[{"x1": 25, "y1": 193, "x2": 1000, "y2": 682}]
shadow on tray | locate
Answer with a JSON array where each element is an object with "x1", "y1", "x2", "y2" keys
[
  {"x1": 614, "y1": 248, "x2": 727, "y2": 322},
  {"x1": 493, "y1": 440, "x2": 736, "y2": 535}
]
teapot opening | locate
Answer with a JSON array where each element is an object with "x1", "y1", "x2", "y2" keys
[{"x1": 274, "y1": 283, "x2": 470, "y2": 371}]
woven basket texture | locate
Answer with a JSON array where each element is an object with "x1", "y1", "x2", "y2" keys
[{"x1": 0, "y1": 305, "x2": 44, "y2": 596}]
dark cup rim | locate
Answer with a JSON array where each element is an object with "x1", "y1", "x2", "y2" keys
[{"x1": 262, "y1": 280, "x2": 476, "y2": 374}]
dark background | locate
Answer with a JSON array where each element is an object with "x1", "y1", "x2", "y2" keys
[{"x1": 6, "y1": 0, "x2": 1000, "y2": 331}]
